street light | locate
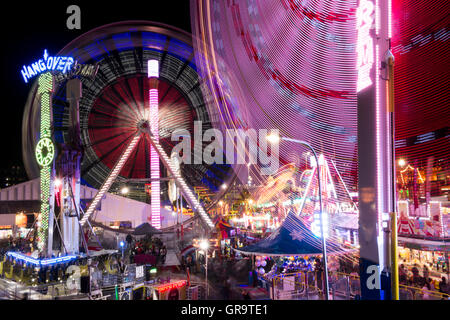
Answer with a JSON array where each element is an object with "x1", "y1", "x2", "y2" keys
[
  {"x1": 199, "y1": 239, "x2": 209, "y2": 299},
  {"x1": 267, "y1": 133, "x2": 330, "y2": 300},
  {"x1": 54, "y1": 178, "x2": 62, "y2": 187},
  {"x1": 119, "y1": 240, "x2": 125, "y2": 258}
]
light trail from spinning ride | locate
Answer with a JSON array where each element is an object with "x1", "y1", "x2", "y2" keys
[{"x1": 191, "y1": 0, "x2": 358, "y2": 196}]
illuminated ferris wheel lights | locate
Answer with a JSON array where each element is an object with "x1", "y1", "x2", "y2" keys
[
  {"x1": 121, "y1": 187, "x2": 129, "y2": 195},
  {"x1": 81, "y1": 134, "x2": 140, "y2": 226},
  {"x1": 398, "y1": 159, "x2": 406, "y2": 167},
  {"x1": 147, "y1": 60, "x2": 159, "y2": 78},
  {"x1": 54, "y1": 178, "x2": 62, "y2": 187},
  {"x1": 221, "y1": 183, "x2": 227, "y2": 190}
]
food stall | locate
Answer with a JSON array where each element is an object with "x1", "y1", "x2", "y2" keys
[{"x1": 398, "y1": 239, "x2": 449, "y2": 281}]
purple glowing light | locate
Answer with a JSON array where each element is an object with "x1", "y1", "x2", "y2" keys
[{"x1": 356, "y1": 0, "x2": 375, "y2": 92}]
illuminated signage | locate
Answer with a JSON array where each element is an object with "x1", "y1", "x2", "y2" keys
[
  {"x1": 356, "y1": 0, "x2": 375, "y2": 92},
  {"x1": 20, "y1": 50, "x2": 74, "y2": 83},
  {"x1": 155, "y1": 280, "x2": 187, "y2": 292},
  {"x1": 54, "y1": 61, "x2": 99, "y2": 82},
  {"x1": 192, "y1": 238, "x2": 219, "y2": 248}
]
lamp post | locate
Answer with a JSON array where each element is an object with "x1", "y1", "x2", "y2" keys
[
  {"x1": 119, "y1": 240, "x2": 125, "y2": 259},
  {"x1": 267, "y1": 134, "x2": 330, "y2": 300},
  {"x1": 199, "y1": 239, "x2": 209, "y2": 299}
]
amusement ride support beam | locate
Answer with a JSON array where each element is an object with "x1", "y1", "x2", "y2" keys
[
  {"x1": 79, "y1": 133, "x2": 141, "y2": 227},
  {"x1": 330, "y1": 159, "x2": 359, "y2": 212},
  {"x1": 121, "y1": 177, "x2": 175, "y2": 182},
  {"x1": 36, "y1": 73, "x2": 55, "y2": 254},
  {"x1": 298, "y1": 168, "x2": 316, "y2": 216},
  {"x1": 148, "y1": 59, "x2": 161, "y2": 229},
  {"x1": 357, "y1": 0, "x2": 394, "y2": 300},
  {"x1": 144, "y1": 126, "x2": 215, "y2": 230}
]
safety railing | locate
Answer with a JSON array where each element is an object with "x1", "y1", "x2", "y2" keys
[
  {"x1": 399, "y1": 284, "x2": 449, "y2": 301},
  {"x1": 329, "y1": 271, "x2": 361, "y2": 299},
  {"x1": 262, "y1": 270, "x2": 363, "y2": 300},
  {"x1": 0, "y1": 277, "x2": 79, "y2": 300},
  {"x1": 328, "y1": 271, "x2": 449, "y2": 301},
  {"x1": 270, "y1": 271, "x2": 325, "y2": 300}
]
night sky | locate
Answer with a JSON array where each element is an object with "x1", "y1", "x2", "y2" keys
[{"x1": 0, "y1": 1, "x2": 191, "y2": 174}]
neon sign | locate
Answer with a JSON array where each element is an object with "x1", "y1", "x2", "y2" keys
[
  {"x1": 20, "y1": 50, "x2": 74, "y2": 83},
  {"x1": 356, "y1": 0, "x2": 375, "y2": 92},
  {"x1": 156, "y1": 280, "x2": 187, "y2": 292},
  {"x1": 36, "y1": 72, "x2": 54, "y2": 251}
]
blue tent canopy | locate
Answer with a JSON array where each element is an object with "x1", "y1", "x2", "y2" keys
[{"x1": 234, "y1": 211, "x2": 344, "y2": 257}]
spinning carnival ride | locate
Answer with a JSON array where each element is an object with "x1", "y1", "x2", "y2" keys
[
  {"x1": 21, "y1": 22, "x2": 233, "y2": 254},
  {"x1": 191, "y1": 0, "x2": 360, "y2": 241},
  {"x1": 191, "y1": 0, "x2": 359, "y2": 197}
]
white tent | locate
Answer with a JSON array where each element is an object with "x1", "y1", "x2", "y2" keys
[{"x1": 0, "y1": 178, "x2": 190, "y2": 229}]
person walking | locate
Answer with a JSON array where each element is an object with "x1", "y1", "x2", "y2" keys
[
  {"x1": 421, "y1": 280, "x2": 432, "y2": 300},
  {"x1": 411, "y1": 264, "x2": 421, "y2": 286},
  {"x1": 439, "y1": 276, "x2": 449, "y2": 296},
  {"x1": 399, "y1": 264, "x2": 407, "y2": 284},
  {"x1": 315, "y1": 258, "x2": 324, "y2": 291},
  {"x1": 126, "y1": 234, "x2": 133, "y2": 247},
  {"x1": 422, "y1": 265, "x2": 430, "y2": 282}
]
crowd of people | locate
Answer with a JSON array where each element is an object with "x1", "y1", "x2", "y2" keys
[
  {"x1": 0, "y1": 237, "x2": 36, "y2": 256},
  {"x1": 399, "y1": 263, "x2": 449, "y2": 298},
  {"x1": 128, "y1": 234, "x2": 167, "y2": 265}
]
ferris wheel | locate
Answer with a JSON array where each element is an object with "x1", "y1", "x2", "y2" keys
[{"x1": 22, "y1": 21, "x2": 233, "y2": 230}]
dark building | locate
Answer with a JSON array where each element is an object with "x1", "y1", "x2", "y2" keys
[{"x1": 0, "y1": 165, "x2": 27, "y2": 189}]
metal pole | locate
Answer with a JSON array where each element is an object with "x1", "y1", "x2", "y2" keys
[
  {"x1": 390, "y1": 211, "x2": 399, "y2": 299},
  {"x1": 282, "y1": 137, "x2": 329, "y2": 300},
  {"x1": 387, "y1": 53, "x2": 399, "y2": 300},
  {"x1": 179, "y1": 191, "x2": 182, "y2": 230},
  {"x1": 205, "y1": 251, "x2": 208, "y2": 299}
]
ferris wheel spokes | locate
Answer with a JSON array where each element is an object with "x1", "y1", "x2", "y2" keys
[
  {"x1": 80, "y1": 132, "x2": 141, "y2": 227},
  {"x1": 144, "y1": 127, "x2": 215, "y2": 230},
  {"x1": 79, "y1": 126, "x2": 215, "y2": 230}
]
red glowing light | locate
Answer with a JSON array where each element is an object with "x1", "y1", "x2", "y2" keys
[{"x1": 155, "y1": 280, "x2": 187, "y2": 292}]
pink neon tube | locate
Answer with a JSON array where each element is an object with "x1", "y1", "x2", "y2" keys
[{"x1": 149, "y1": 88, "x2": 161, "y2": 229}]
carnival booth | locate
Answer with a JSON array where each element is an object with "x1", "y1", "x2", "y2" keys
[
  {"x1": 398, "y1": 239, "x2": 449, "y2": 282},
  {"x1": 234, "y1": 211, "x2": 353, "y2": 299}
]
